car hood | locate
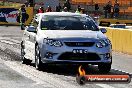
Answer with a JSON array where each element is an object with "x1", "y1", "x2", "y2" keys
[{"x1": 40, "y1": 30, "x2": 107, "y2": 39}]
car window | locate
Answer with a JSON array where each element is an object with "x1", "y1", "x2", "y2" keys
[{"x1": 40, "y1": 15, "x2": 99, "y2": 31}]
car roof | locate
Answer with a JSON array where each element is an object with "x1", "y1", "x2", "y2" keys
[{"x1": 38, "y1": 12, "x2": 88, "y2": 17}]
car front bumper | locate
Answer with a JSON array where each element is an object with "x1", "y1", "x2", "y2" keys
[{"x1": 40, "y1": 43, "x2": 112, "y2": 65}]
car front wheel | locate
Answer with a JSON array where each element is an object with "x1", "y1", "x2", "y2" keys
[
  {"x1": 35, "y1": 45, "x2": 43, "y2": 70},
  {"x1": 21, "y1": 41, "x2": 27, "y2": 64},
  {"x1": 98, "y1": 63, "x2": 111, "y2": 73}
]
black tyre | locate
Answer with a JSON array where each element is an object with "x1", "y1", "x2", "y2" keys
[
  {"x1": 98, "y1": 63, "x2": 111, "y2": 73},
  {"x1": 35, "y1": 45, "x2": 43, "y2": 70},
  {"x1": 21, "y1": 41, "x2": 27, "y2": 64}
]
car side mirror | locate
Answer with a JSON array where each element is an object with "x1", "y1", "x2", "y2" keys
[
  {"x1": 100, "y1": 28, "x2": 107, "y2": 33},
  {"x1": 26, "y1": 26, "x2": 36, "y2": 33}
]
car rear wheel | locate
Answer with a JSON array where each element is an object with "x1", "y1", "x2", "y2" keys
[
  {"x1": 21, "y1": 41, "x2": 27, "y2": 64},
  {"x1": 35, "y1": 45, "x2": 43, "y2": 70},
  {"x1": 98, "y1": 63, "x2": 111, "y2": 73}
]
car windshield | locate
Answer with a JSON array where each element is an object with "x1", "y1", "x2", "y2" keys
[{"x1": 41, "y1": 15, "x2": 99, "y2": 31}]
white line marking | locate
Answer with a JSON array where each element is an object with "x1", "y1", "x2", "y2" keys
[
  {"x1": 0, "y1": 37, "x2": 20, "y2": 44},
  {"x1": 0, "y1": 40, "x2": 15, "y2": 45},
  {"x1": 112, "y1": 68, "x2": 132, "y2": 74},
  {"x1": 96, "y1": 84, "x2": 115, "y2": 88},
  {"x1": 96, "y1": 68, "x2": 132, "y2": 88}
]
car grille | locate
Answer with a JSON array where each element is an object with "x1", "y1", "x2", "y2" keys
[
  {"x1": 58, "y1": 52, "x2": 100, "y2": 61},
  {"x1": 64, "y1": 42, "x2": 95, "y2": 47}
]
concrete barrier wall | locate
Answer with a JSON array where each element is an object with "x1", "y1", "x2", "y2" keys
[
  {"x1": 99, "y1": 19, "x2": 132, "y2": 26},
  {"x1": 105, "y1": 28, "x2": 132, "y2": 54}
]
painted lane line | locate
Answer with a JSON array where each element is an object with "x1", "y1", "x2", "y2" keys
[
  {"x1": 95, "y1": 68, "x2": 132, "y2": 88},
  {"x1": 0, "y1": 37, "x2": 20, "y2": 44},
  {"x1": 96, "y1": 84, "x2": 115, "y2": 88},
  {"x1": 112, "y1": 68, "x2": 132, "y2": 75},
  {"x1": 0, "y1": 40, "x2": 15, "y2": 45}
]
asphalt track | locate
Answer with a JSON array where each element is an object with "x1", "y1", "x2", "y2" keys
[{"x1": 0, "y1": 26, "x2": 132, "y2": 88}]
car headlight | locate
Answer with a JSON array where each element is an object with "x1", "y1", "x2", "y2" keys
[
  {"x1": 44, "y1": 39, "x2": 63, "y2": 47},
  {"x1": 96, "y1": 39, "x2": 111, "y2": 48},
  {"x1": 104, "y1": 39, "x2": 111, "y2": 45}
]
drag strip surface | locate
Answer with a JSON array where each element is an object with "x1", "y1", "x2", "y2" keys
[{"x1": 0, "y1": 26, "x2": 132, "y2": 88}]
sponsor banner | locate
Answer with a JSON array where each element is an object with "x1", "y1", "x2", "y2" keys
[{"x1": 0, "y1": 6, "x2": 33, "y2": 25}]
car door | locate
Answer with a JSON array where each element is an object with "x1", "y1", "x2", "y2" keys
[
  {"x1": 27, "y1": 16, "x2": 39, "y2": 60},
  {"x1": 28, "y1": 30, "x2": 36, "y2": 60},
  {"x1": 23, "y1": 28, "x2": 32, "y2": 59}
]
